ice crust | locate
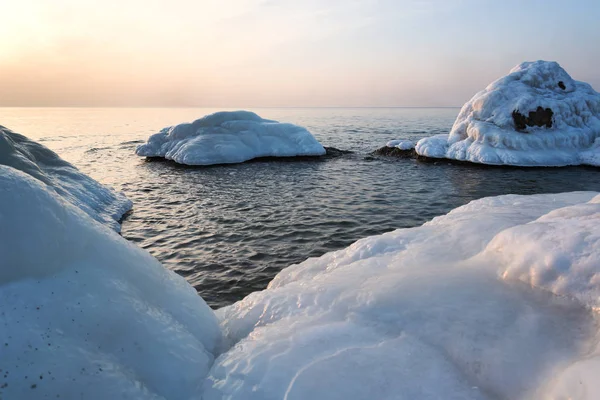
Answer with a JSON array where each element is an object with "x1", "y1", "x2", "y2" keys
[
  {"x1": 415, "y1": 61, "x2": 600, "y2": 166},
  {"x1": 0, "y1": 166, "x2": 221, "y2": 399},
  {"x1": 136, "y1": 111, "x2": 326, "y2": 166},
  {"x1": 0, "y1": 126, "x2": 131, "y2": 231}
]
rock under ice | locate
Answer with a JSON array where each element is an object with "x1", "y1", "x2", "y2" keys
[
  {"x1": 415, "y1": 61, "x2": 600, "y2": 166},
  {"x1": 0, "y1": 126, "x2": 131, "y2": 231},
  {"x1": 136, "y1": 111, "x2": 326, "y2": 166}
]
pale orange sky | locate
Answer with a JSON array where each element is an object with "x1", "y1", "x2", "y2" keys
[{"x1": 1, "y1": 0, "x2": 599, "y2": 107}]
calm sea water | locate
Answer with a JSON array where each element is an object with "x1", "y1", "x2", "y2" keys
[{"x1": 2, "y1": 107, "x2": 600, "y2": 308}]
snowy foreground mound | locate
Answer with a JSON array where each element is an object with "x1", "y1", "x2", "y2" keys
[
  {"x1": 416, "y1": 61, "x2": 600, "y2": 166},
  {"x1": 209, "y1": 191, "x2": 600, "y2": 399},
  {"x1": 5, "y1": 163, "x2": 600, "y2": 399},
  {"x1": 0, "y1": 166, "x2": 222, "y2": 400},
  {"x1": 136, "y1": 111, "x2": 326, "y2": 165},
  {"x1": 0, "y1": 126, "x2": 131, "y2": 231}
]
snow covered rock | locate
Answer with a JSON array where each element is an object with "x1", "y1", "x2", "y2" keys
[
  {"x1": 372, "y1": 140, "x2": 416, "y2": 158},
  {"x1": 415, "y1": 61, "x2": 600, "y2": 166},
  {"x1": 0, "y1": 166, "x2": 222, "y2": 400},
  {"x1": 0, "y1": 126, "x2": 131, "y2": 231},
  {"x1": 206, "y1": 191, "x2": 600, "y2": 400},
  {"x1": 386, "y1": 139, "x2": 415, "y2": 150},
  {"x1": 136, "y1": 111, "x2": 326, "y2": 166}
]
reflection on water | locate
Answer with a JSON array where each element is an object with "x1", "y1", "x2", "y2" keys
[{"x1": 1, "y1": 107, "x2": 600, "y2": 308}]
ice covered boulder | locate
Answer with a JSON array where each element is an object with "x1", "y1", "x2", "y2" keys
[
  {"x1": 415, "y1": 61, "x2": 600, "y2": 166},
  {"x1": 136, "y1": 111, "x2": 326, "y2": 166},
  {"x1": 0, "y1": 126, "x2": 131, "y2": 231},
  {"x1": 205, "y1": 192, "x2": 600, "y2": 399},
  {"x1": 386, "y1": 139, "x2": 415, "y2": 150},
  {"x1": 371, "y1": 139, "x2": 416, "y2": 158},
  {"x1": 0, "y1": 166, "x2": 222, "y2": 399}
]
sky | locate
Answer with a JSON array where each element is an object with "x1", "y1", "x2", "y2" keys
[{"x1": 1, "y1": 0, "x2": 599, "y2": 107}]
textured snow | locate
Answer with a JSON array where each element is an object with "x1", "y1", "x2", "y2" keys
[
  {"x1": 0, "y1": 126, "x2": 131, "y2": 231},
  {"x1": 207, "y1": 191, "x2": 600, "y2": 400},
  {"x1": 386, "y1": 139, "x2": 415, "y2": 150},
  {"x1": 136, "y1": 111, "x2": 326, "y2": 166},
  {"x1": 0, "y1": 166, "x2": 222, "y2": 400},
  {"x1": 415, "y1": 61, "x2": 600, "y2": 166}
]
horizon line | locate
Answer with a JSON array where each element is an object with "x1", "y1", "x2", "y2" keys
[{"x1": 0, "y1": 106, "x2": 462, "y2": 109}]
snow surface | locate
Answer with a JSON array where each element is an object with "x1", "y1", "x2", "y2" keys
[
  {"x1": 386, "y1": 139, "x2": 415, "y2": 150},
  {"x1": 0, "y1": 166, "x2": 222, "y2": 400},
  {"x1": 136, "y1": 111, "x2": 326, "y2": 166},
  {"x1": 415, "y1": 61, "x2": 600, "y2": 166},
  {"x1": 0, "y1": 126, "x2": 131, "y2": 231},
  {"x1": 207, "y1": 191, "x2": 600, "y2": 400}
]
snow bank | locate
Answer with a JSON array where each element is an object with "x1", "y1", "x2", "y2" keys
[
  {"x1": 0, "y1": 166, "x2": 222, "y2": 400},
  {"x1": 206, "y1": 191, "x2": 600, "y2": 400},
  {"x1": 136, "y1": 111, "x2": 326, "y2": 166},
  {"x1": 386, "y1": 139, "x2": 415, "y2": 150},
  {"x1": 415, "y1": 61, "x2": 600, "y2": 166},
  {"x1": 0, "y1": 126, "x2": 131, "y2": 231}
]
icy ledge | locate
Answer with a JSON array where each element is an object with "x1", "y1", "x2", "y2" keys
[
  {"x1": 136, "y1": 111, "x2": 326, "y2": 166},
  {"x1": 415, "y1": 61, "x2": 600, "y2": 166},
  {"x1": 0, "y1": 166, "x2": 222, "y2": 400},
  {"x1": 208, "y1": 191, "x2": 600, "y2": 399},
  {"x1": 0, "y1": 126, "x2": 131, "y2": 231}
]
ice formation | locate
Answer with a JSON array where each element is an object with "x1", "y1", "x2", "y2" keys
[
  {"x1": 386, "y1": 139, "x2": 415, "y2": 150},
  {"x1": 206, "y1": 191, "x2": 600, "y2": 400},
  {"x1": 415, "y1": 61, "x2": 600, "y2": 166},
  {"x1": 136, "y1": 111, "x2": 326, "y2": 166},
  {"x1": 0, "y1": 126, "x2": 131, "y2": 231},
  {"x1": 0, "y1": 166, "x2": 222, "y2": 399}
]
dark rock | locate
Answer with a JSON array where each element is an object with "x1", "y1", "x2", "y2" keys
[
  {"x1": 558, "y1": 81, "x2": 566, "y2": 90},
  {"x1": 142, "y1": 146, "x2": 353, "y2": 167},
  {"x1": 512, "y1": 107, "x2": 553, "y2": 131},
  {"x1": 324, "y1": 147, "x2": 354, "y2": 158},
  {"x1": 371, "y1": 146, "x2": 417, "y2": 158}
]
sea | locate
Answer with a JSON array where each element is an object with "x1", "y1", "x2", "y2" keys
[{"x1": 2, "y1": 107, "x2": 600, "y2": 308}]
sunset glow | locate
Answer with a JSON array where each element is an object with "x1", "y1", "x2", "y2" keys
[{"x1": 1, "y1": 0, "x2": 599, "y2": 107}]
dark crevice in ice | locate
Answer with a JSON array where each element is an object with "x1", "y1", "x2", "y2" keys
[{"x1": 512, "y1": 107, "x2": 554, "y2": 131}]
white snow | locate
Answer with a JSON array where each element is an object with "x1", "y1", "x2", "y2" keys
[
  {"x1": 415, "y1": 133, "x2": 449, "y2": 158},
  {"x1": 386, "y1": 139, "x2": 415, "y2": 150},
  {"x1": 0, "y1": 126, "x2": 132, "y2": 231},
  {"x1": 206, "y1": 191, "x2": 600, "y2": 400},
  {"x1": 0, "y1": 166, "x2": 222, "y2": 400},
  {"x1": 415, "y1": 61, "x2": 600, "y2": 166},
  {"x1": 136, "y1": 111, "x2": 326, "y2": 166}
]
